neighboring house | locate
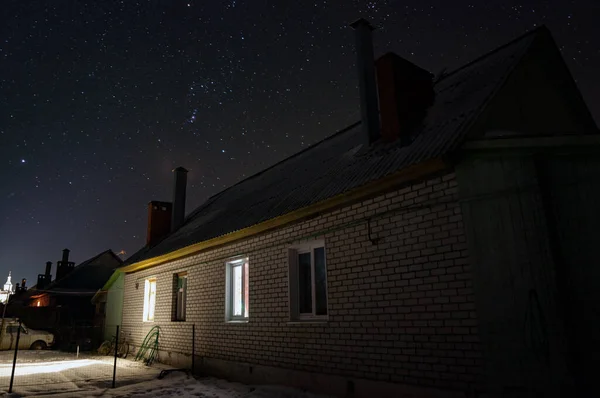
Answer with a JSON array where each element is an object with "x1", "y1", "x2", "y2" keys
[
  {"x1": 115, "y1": 22, "x2": 598, "y2": 398},
  {"x1": 9, "y1": 249, "x2": 122, "y2": 347},
  {"x1": 92, "y1": 269, "x2": 125, "y2": 341}
]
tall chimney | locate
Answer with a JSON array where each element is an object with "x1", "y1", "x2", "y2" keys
[
  {"x1": 375, "y1": 52, "x2": 434, "y2": 145},
  {"x1": 171, "y1": 166, "x2": 188, "y2": 232},
  {"x1": 147, "y1": 201, "x2": 172, "y2": 246},
  {"x1": 62, "y1": 248, "x2": 70, "y2": 263},
  {"x1": 45, "y1": 261, "x2": 52, "y2": 278},
  {"x1": 350, "y1": 18, "x2": 380, "y2": 147},
  {"x1": 21, "y1": 278, "x2": 26, "y2": 289},
  {"x1": 56, "y1": 248, "x2": 75, "y2": 281}
]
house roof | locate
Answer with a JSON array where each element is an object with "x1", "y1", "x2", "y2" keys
[
  {"x1": 122, "y1": 26, "x2": 590, "y2": 269},
  {"x1": 32, "y1": 250, "x2": 123, "y2": 296}
]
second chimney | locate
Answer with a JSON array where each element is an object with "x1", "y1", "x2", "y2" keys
[
  {"x1": 147, "y1": 201, "x2": 172, "y2": 246},
  {"x1": 56, "y1": 248, "x2": 75, "y2": 281},
  {"x1": 61, "y1": 248, "x2": 70, "y2": 264},
  {"x1": 45, "y1": 261, "x2": 52, "y2": 279},
  {"x1": 376, "y1": 52, "x2": 434, "y2": 145},
  {"x1": 171, "y1": 167, "x2": 188, "y2": 232},
  {"x1": 351, "y1": 18, "x2": 381, "y2": 147}
]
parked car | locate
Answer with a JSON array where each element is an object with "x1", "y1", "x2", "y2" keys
[{"x1": 0, "y1": 318, "x2": 55, "y2": 350}]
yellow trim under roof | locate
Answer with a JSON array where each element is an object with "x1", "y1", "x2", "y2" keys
[{"x1": 120, "y1": 157, "x2": 448, "y2": 274}]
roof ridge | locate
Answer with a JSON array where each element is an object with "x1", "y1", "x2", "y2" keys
[
  {"x1": 40, "y1": 249, "x2": 115, "y2": 291},
  {"x1": 438, "y1": 25, "x2": 548, "y2": 83}
]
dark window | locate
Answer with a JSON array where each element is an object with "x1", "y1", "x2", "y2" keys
[
  {"x1": 6, "y1": 325, "x2": 19, "y2": 333},
  {"x1": 290, "y1": 241, "x2": 328, "y2": 320},
  {"x1": 298, "y1": 252, "x2": 312, "y2": 314},
  {"x1": 173, "y1": 273, "x2": 187, "y2": 321},
  {"x1": 314, "y1": 247, "x2": 328, "y2": 316}
]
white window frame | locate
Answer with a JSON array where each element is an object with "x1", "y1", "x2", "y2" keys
[
  {"x1": 288, "y1": 240, "x2": 328, "y2": 321},
  {"x1": 225, "y1": 257, "x2": 249, "y2": 322},
  {"x1": 142, "y1": 277, "x2": 157, "y2": 322}
]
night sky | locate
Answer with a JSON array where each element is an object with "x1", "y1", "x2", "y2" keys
[{"x1": 1, "y1": 1, "x2": 599, "y2": 287}]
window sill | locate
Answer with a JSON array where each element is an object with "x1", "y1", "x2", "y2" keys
[
  {"x1": 226, "y1": 319, "x2": 249, "y2": 324},
  {"x1": 287, "y1": 319, "x2": 329, "y2": 325}
]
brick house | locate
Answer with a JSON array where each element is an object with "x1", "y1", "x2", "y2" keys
[{"x1": 115, "y1": 22, "x2": 599, "y2": 397}]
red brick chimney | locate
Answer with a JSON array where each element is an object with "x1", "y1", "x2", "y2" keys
[
  {"x1": 376, "y1": 52, "x2": 435, "y2": 145},
  {"x1": 147, "y1": 201, "x2": 172, "y2": 247}
]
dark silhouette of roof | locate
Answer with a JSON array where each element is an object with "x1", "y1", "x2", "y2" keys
[
  {"x1": 34, "y1": 250, "x2": 123, "y2": 295},
  {"x1": 124, "y1": 26, "x2": 595, "y2": 266}
]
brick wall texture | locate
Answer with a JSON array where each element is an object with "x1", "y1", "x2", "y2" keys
[{"x1": 122, "y1": 172, "x2": 482, "y2": 391}]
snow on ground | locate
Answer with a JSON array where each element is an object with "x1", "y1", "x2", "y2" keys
[
  {"x1": 0, "y1": 350, "x2": 168, "y2": 397},
  {"x1": 0, "y1": 351, "x2": 331, "y2": 398},
  {"x1": 44, "y1": 373, "x2": 331, "y2": 398}
]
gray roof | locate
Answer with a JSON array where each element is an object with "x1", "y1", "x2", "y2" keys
[{"x1": 124, "y1": 26, "x2": 552, "y2": 266}]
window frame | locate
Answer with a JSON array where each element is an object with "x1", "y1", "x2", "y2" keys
[
  {"x1": 225, "y1": 257, "x2": 249, "y2": 322},
  {"x1": 142, "y1": 277, "x2": 157, "y2": 322},
  {"x1": 288, "y1": 240, "x2": 329, "y2": 322},
  {"x1": 172, "y1": 272, "x2": 188, "y2": 322}
]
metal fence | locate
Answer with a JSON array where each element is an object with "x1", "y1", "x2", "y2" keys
[{"x1": 0, "y1": 322, "x2": 169, "y2": 395}]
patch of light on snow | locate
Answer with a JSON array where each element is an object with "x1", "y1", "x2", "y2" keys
[{"x1": 0, "y1": 359, "x2": 101, "y2": 376}]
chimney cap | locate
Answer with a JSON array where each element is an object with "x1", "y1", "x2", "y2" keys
[
  {"x1": 173, "y1": 166, "x2": 188, "y2": 173},
  {"x1": 350, "y1": 18, "x2": 375, "y2": 31},
  {"x1": 63, "y1": 248, "x2": 69, "y2": 252},
  {"x1": 148, "y1": 200, "x2": 172, "y2": 206}
]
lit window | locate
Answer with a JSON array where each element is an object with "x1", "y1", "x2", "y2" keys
[
  {"x1": 173, "y1": 273, "x2": 187, "y2": 321},
  {"x1": 143, "y1": 278, "x2": 157, "y2": 322},
  {"x1": 289, "y1": 241, "x2": 328, "y2": 321},
  {"x1": 225, "y1": 258, "x2": 249, "y2": 321}
]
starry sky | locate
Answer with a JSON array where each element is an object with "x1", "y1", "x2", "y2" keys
[{"x1": 1, "y1": 0, "x2": 599, "y2": 287}]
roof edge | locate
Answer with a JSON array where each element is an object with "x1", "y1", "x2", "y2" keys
[
  {"x1": 184, "y1": 121, "x2": 361, "y2": 222},
  {"x1": 121, "y1": 157, "x2": 450, "y2": 274},
  {"x1": 91, "y1": 269, "x2": 123, "y2": 303},
  {"x1": 439, "y1": 25, "x2": 547, "y2": 83}
]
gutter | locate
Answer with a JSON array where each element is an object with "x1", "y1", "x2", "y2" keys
[{"x1": 120, "y1": 157, "x2": 449, "y2": 274}]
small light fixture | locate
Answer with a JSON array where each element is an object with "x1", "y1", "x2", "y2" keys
[{"x1": 135, "y1": 282, "x2": 139, "y2": 290}]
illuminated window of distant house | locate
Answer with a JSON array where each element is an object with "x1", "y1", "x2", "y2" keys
[
  {"x1": 225, "y1": 258, "x2": 249, "y2": 321},
  {"x1": 143, "y1": 278, "x2": 157, "y2": 322},
  {"x1": 289, "y1": 240, "x2": 328, "y2": 321},
  {"x1": 173, "y1": 273, "x2": 187, "y2": 321}
]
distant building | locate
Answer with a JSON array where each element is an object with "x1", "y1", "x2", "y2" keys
[
  {"x1": 0, "y1": 272, "x2": 13, "y2": 304},
  {"x1": 7, "y1": 249, "x2": 122, "y2": 349}
]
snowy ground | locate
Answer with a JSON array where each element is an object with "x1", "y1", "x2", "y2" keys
[
  {"x1": 0, "y1": 350, "x2": 169, "y2": 397},
  {"x1": 0, "y1": 351, "x2": 330, "y2": 398}
]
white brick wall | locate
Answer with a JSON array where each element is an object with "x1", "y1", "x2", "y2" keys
[{"x1": 122, "y1": 172, "x2": 482, "y2": 390}]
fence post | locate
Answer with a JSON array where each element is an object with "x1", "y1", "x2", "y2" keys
[
  {"x1": 112, "y1": 324, "x2": 119, "y2": 388},
  {"x1": 191, "y1": 324, "x2": 195, "y2": 373},
  {"x1": 8, "y1": 320, "x2": 22, "y2": 394}
]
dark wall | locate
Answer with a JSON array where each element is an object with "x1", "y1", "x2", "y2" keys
[
  {"x1": 543, "y1": 153, "x2": 600, "y2": 394},
  {"x1": 456, "y1": 154, "x2": 570, "y2": 397}
]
